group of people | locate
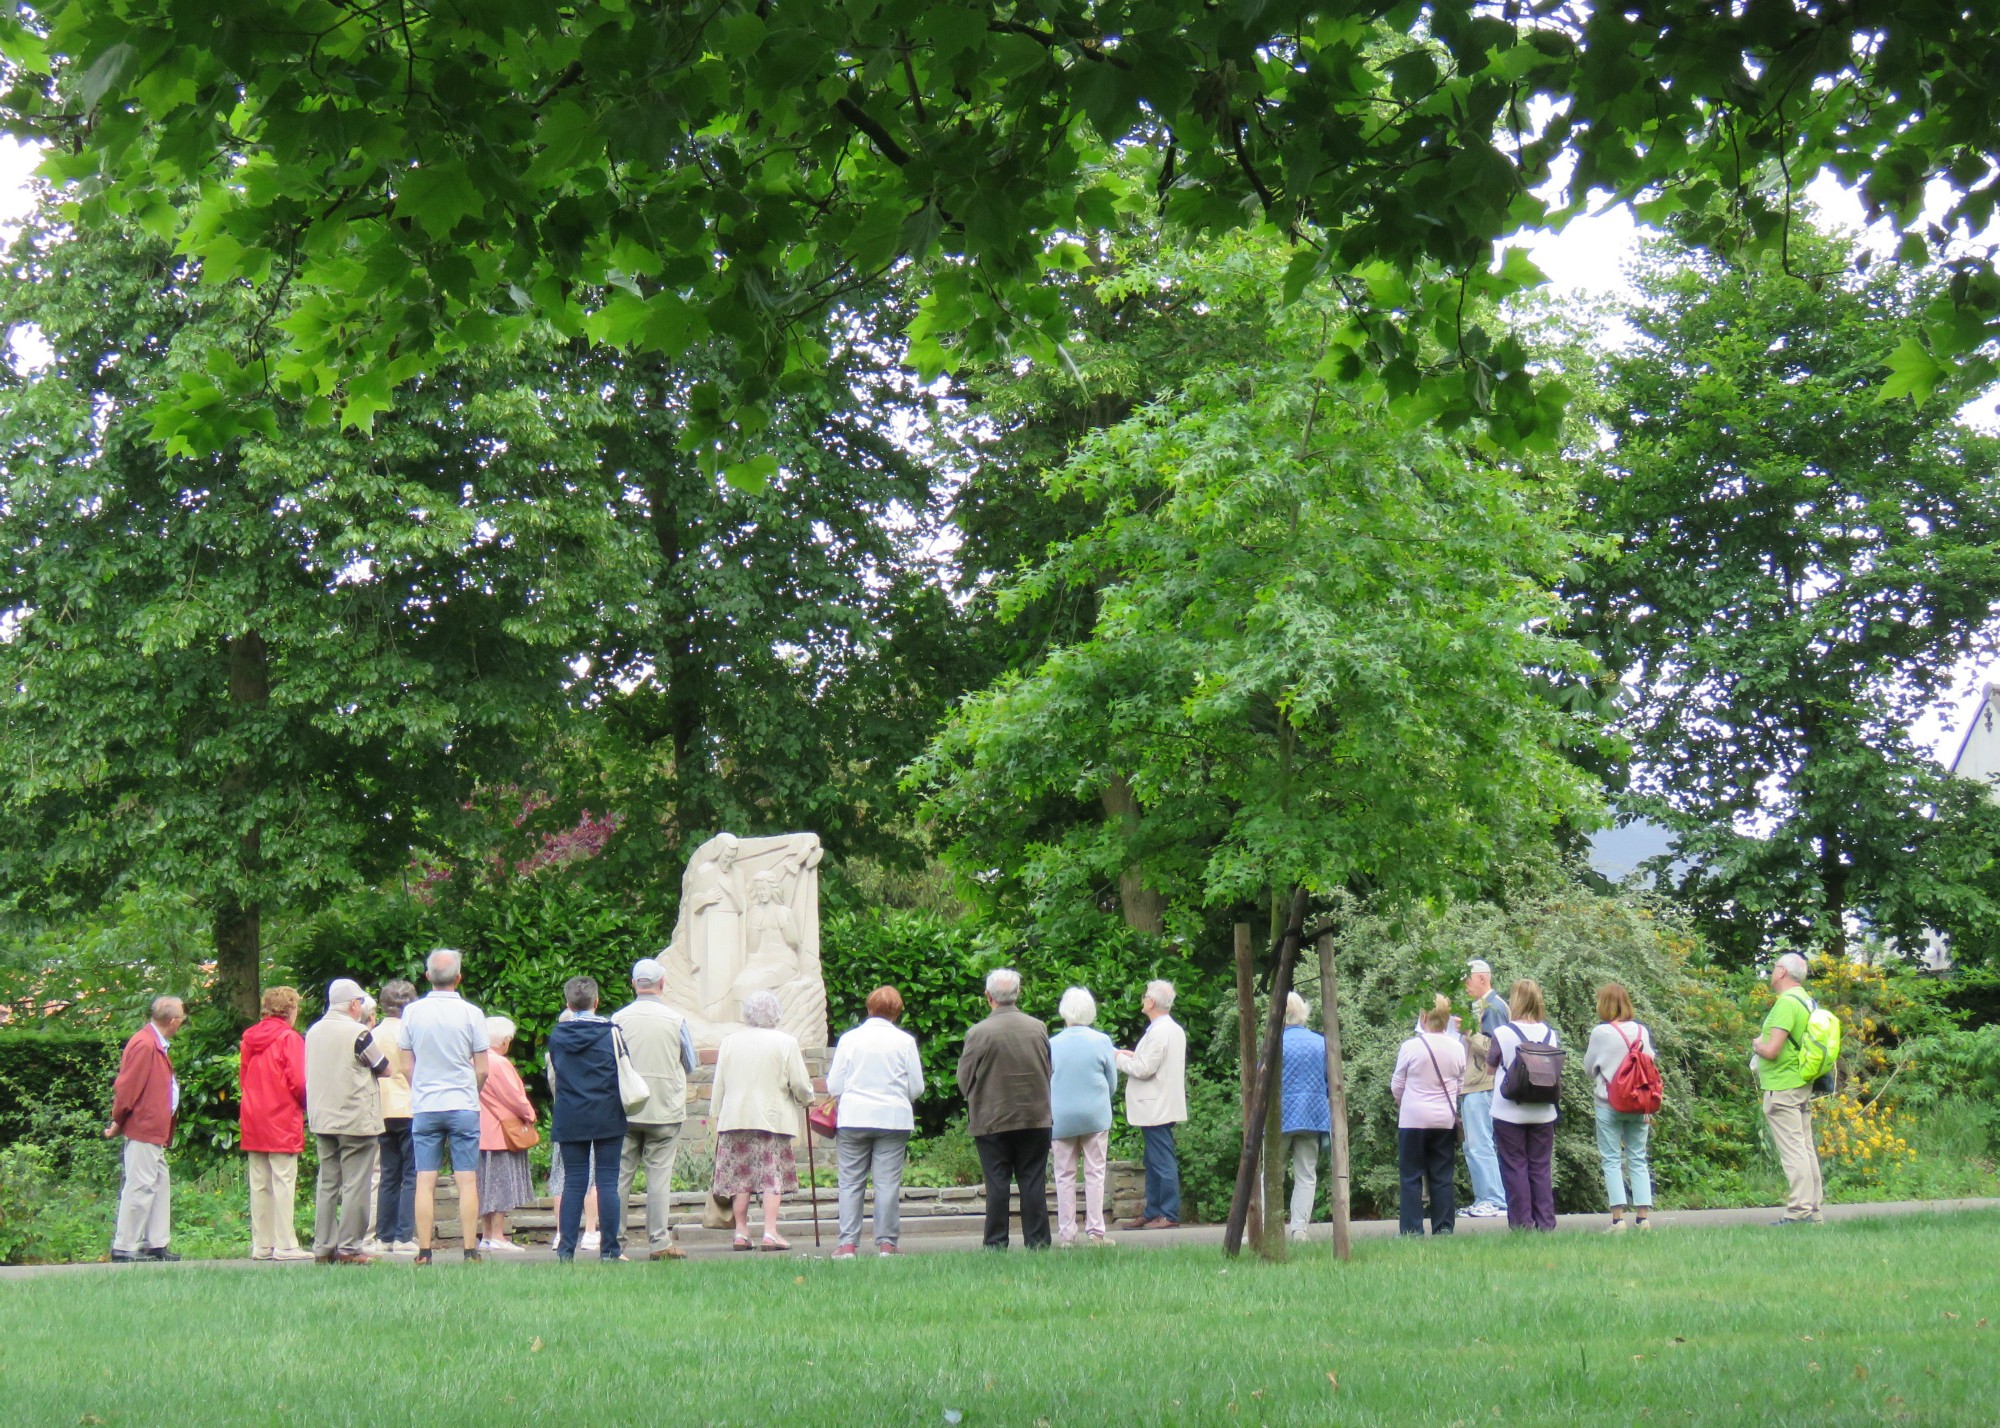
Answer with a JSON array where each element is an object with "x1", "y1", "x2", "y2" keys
[{"x1": 101, "y1": 946, "x2": 1832, "y2": 1262}]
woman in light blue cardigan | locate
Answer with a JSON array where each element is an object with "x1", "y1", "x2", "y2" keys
[{"x1": 1049, "y1": 987, "x2": 1121, "y2": 1247}]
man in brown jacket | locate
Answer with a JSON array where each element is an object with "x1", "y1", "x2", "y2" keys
[
  {"x1": 955, "y1": 968, "x2": 1053, "y2": 1250},
  {"x1": 104, "y1": 996, "x2": 187, "y2": 1262}
]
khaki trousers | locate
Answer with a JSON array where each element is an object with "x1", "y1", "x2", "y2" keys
[
  {"x1": 246, "y1": 1151, "x2": 301, "y2": 1255},
  {"x1": 617, "y1": 1121, "x2": 685, "y2": 1249},
  {"x1": 1762, "y1": 1086, "x2": 1824, "y2": 1221},
  {"x1": 313, "y1": 1133, "x2": 380, "y2": 1255},
  {"x1": 113, "y1": 1139, "x2": 171, "y2": 1253}
]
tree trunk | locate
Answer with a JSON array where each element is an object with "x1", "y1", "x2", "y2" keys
[
  {"x1": 647, "y1": 466, "x2": 707, "y2": 841},
  {"x1": 1101, "y1": 773, "x2": 1165, "y2": 935},
  {"x1": 1261, "y1": 1032, "x2": 1286, "y2": 1260},
  {"x1": 1820, "y1": 832, "x2": 1849, "y2": 962},
  {"x1": 215, "y1": 630, "x2": 268, "y2": 1022},
  {"x1": 1232, "y1": 922, "x2": 1261, "y2": 1247},
  {"x1": 1317, "y1": 931, "x2": 1352, "y2": 1262},
  {"x1": 1223, "y1": 886, "x2": 1309, "y2": 1257}
]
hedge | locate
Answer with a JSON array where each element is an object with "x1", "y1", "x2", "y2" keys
[{"x1": 0, "y1": 1026, "x2": 122, "y2": 1145}]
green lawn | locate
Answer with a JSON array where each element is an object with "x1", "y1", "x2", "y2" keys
[{"x1": 5, "y1": 1214, "x2": 1998, "y2": 1426}]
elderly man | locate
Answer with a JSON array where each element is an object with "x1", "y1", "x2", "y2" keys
[
  {"x1": 1459, "y1": 958, "x2": 1511, "y2": 1218},
  {"x1": 1752, "y1": 951, "x2": 1826, "y2": 1226},
  {"x1": 306, "y1": 978, "x2": 391, "y2": 1264},
  {"x1": 395, "y1": 948, "x2": 489, "y2": 1264},
  {"x1": 956, "y1": 968, "x2": 1053, "y2": 1250},
  {"x1": 104, "y1": 996, "x2": 187, "y2": 1262},
  {"x1": 1117, "y1": 979, "x2": 1188, "y2": 1230},
  {"x1": 612, "y1": 957, "x2": 698, "y2": 1261}
]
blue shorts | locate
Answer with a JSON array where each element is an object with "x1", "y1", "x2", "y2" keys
[{"x1": 411, "y1": 1109, "x2": 481, "y2": 1174}]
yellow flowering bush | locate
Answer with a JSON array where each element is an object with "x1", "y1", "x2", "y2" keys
[{"x1": 1814, "y1": 1092, "x2": 1916, "y2": 1180}]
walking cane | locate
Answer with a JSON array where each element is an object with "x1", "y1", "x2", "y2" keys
[{"x1": 804, "y1": 1117, "x2": 822, "y2": 1247}]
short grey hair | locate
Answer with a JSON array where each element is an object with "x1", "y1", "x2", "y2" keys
[
  {"x1": 740, "y1": 989, "x2": 782, "y2": 1028},
  {"x1": 1058, "y1": 986, "x2": 1097, "y2": 1026},
  {"x1": 564, "y1": 976, "x2": 599, "y2": 1012},
  {"x1": 380, "y1": 979, "x2": 417, "y2": 1017},
  {"x1": 1775, "y1": 951, "x2": 1810, "y2": 983},
  {"x1": 149, "y1": 996, "x2": 185, "y2": 1025},
  {"x1": 425, "y1": 948, "x2": 463, "y2": 986},
  {"x1": 485, "y1": 1015, "x2": 516, "y2": 1047},
  {"x1": 985, "y1": 968, "x2": 1022, "y2": 1006},
  {"x1": 1144, "y1": 979, "x2": 1176, "y2": 1011},
  {"x1": 1284, "y1": 991, "x2": 1309, "y2": 1027}
]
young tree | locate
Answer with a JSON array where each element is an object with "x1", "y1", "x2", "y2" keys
[{"x1": 1570, "y1": 222, "x2": 2000, "y2": 964}]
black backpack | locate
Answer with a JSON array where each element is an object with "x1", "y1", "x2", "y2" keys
[{"x1": 1499, "y1": 1022, "x2": 1565, "y2": 1105}]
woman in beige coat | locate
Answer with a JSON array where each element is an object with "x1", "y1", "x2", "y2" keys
[{"x1": 710, "y1": 989, "x2": 814, "y2": 1251}]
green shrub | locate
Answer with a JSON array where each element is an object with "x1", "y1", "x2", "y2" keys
[
  {"x1": 0, "y1": 1026, "x2": 121, "y2": 1147},
  {"x1": 1316, "y1": 883, "x2": 1761, "y2": 1216}
]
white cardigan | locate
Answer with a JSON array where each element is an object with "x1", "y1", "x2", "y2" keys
[
  {"x1": 711, "y1": 1026, "x2": 814, "y2": 1136},
  {"x1": 827, "y1": 1017, "x2": 925, "y2": 1132}
]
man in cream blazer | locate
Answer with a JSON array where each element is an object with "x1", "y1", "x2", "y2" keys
[
  {"x1": 1116, "y1": 980, "x2": 1187, "y2": 1229},
  {"x1": 612, "y1": 958, "x2": 699, "y2": 1260}
]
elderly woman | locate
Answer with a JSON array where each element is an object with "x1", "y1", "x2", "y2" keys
[
  {"x1": 826, "y1": 984, "x2": 926, "y2": 1259},
  {"x1": 1278, "y1": 991, "x2": 1330, "y2": 1241},
  {"x1": 1048, "y1": 986, "x2": 1119, "y2": 1248},
  {"x1": 1391, "y1": 994, "x2": 1466, "y2": 1237},
  {"x1": 475, "y1": 1015, "x2": 537, "y2": 1254},
  {"x1": 372, "y1": 979, "x2": 419, "y2": 1255},
  {"x1": 711, "y1": 988, "x2": 814, "y2": 1251},
  {"x1": 548, "y1": 977, "x2": 629, "y2": 1262},
  {"x1": 239, "y1": 985, "x2": 313, "y2": 1262}
]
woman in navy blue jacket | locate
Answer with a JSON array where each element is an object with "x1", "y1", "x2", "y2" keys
[{"x1": 546, "y1": 976, "x2": 629, "y2": 1262}]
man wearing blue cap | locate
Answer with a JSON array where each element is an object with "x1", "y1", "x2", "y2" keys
[{"x1": 612, "y1": 957, "x2": 700, "y2": 1260}]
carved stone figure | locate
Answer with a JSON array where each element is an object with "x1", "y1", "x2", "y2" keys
[{"x1": 657, "y1": 832, "x2": 827, "y2": 1050}]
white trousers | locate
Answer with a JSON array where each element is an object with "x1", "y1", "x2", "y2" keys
[{"x1": 113, "y1": 1139, "x2": 171, "y2": 1253}]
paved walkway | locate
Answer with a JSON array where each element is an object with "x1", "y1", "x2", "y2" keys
[{"x1": 5, "y1": 1197, "x2": 1994, "y2": 1278}]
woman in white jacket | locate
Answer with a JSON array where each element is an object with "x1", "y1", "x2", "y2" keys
[
  {"x1": 826, "y1": 985, "x2": 925, "y2": 1259},
  {"x1": 710, "y1": 990, "x2": 815, "y2": 1251}
]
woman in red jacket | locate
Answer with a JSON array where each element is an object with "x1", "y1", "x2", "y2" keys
[{"x1": 240, "y1": 985, "x2": 311, "y2": 1261}]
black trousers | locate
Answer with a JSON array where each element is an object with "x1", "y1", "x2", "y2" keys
[
  {"x1": 1397, "y1": 1127, "x2": 1457, "y2": 1235},
  {"x1": 975, "y1": 1127, "x2": 1052, "y2": 1249}
]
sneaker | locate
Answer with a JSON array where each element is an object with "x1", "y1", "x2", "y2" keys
[
  {"x1": 1461, "y1": 1202, "x2": 1502, "y2": 1218},
  {"x1": 877, "y1": 1242, "x2": 902, "y2": 1256},
  {"x1": 1287, "y1": 1229, "x2": 1309, "y2": 1244},
  {"x1": 143, "y1": 1248, "x2": 181, "y2": 1262},
  {"x1": 1606, "y1": 1219, "x2": 1627, "y2": 1233},
  {"x1": 360, "y1": 1237, "x2": 387, "y2": 1255},
  {"x1": 1086, "y1": 1233, "x2": 1113, "y2": 1248},
  {"x1": 390, "y1": 1240, "x2": 419, "y2": 1255},
  {"x1": 1056, "y1": 1234, "x2": 1077, "y2": 1250},
  {"x1": 109, "y1": 1249, "x2": 141, "y2": 1263},
  {"x1": 250, "y1": 1250, "x2": 273, "y2": 1262},
  {"x1": 484, "y1": 1238, "x2": 526, "y2": 1254},
  {"x1": 273, "y1": 1247, "x2": 316, "y2": 1262},
  {"x1": 579, "y1": 1230, "x2": 601, "y2": 1252},
  {"x1": 1635, "y1": 1219, "x2": 1653, "y2": 1231},
  {"x1": 832, "y1": 1244, "x2": 858, "y2": 1260}
]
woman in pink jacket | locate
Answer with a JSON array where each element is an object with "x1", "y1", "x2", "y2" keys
[
  {"x1": 476, "y1": 1016, "x2": 537, "y2": 1253},
  {"x1": 1390, "y1": 994, "x2": 1466, "y2": 1237}
]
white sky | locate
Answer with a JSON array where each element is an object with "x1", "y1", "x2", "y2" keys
[{"x1": 0, "y1": 136, "x2": 1989, "y2": 762}]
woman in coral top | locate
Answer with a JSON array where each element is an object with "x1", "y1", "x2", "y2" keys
[{"x1": 239, "y1": 985, "x2": 311, "y2": 1261}]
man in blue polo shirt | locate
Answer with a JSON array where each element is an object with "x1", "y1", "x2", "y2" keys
[{"x1": 395, "y1": 948, "x2": 489, "y2": 1264}]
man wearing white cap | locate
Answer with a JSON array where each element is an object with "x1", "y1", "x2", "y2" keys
[
  {"x1": 305, "y1": 978, "x2": 392, "y2": 1263},
  {"x1": 1459, "y1": 960, "x2": 1510, "y2": 1218},
  {"x1": 611, "y1": 957, "x2": 699, "y2": 1260}
]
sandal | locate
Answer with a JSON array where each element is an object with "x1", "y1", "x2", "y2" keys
[
  {"x1": 760, "y1": 1235, "x2": 792, "y2": 1252},
  {"x1": 731, "y1": 1236, "x2": 754, "y2": 1252}
]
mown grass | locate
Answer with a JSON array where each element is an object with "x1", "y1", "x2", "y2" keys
[{"x1": 4, "y1": 1212, "x2": 1998, "y2": 1426}]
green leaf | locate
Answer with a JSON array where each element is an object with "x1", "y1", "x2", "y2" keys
[
  {"x1": 1882, "y1": 336, "x2": 1947, "y2": 407},
  {"x1": 396, "y1": 162, "x2": 485, "y2": 240},
  {"x1": 722, "y1": 453, "x2": 779, "y2": 492}
]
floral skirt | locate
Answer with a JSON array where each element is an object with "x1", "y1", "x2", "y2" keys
[
  {"x1": 712, "y1": 1130, "x2": 798, "y2": 1197},
  {"x1": 478, "y1": 1150, "x2": 536, "y2": 1214}
]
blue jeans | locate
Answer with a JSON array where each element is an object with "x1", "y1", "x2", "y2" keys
[
  {"x1": 411, "y1": 1108, "x2": 480, "y2": 1175},
  {"x1": 1594, "y1": 1101, "x2": 1653, "y2": 1209},
  {"x1": 1461, "y1": 1091, "x2": 1506, "y2": 1209},
  {"x1": 558, "y1": 1136, "x2": 624, "y2": 1260},
  {"x1": 376, "y1": 1118, "x2": 416, "y2": 1243},
  {"x1": 1140, "y1": 1124, "x2": 1181, "y2": 1223}
]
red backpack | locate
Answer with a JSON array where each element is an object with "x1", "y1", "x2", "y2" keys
[{"x1": 1606, "y1": 1022, "x2": 1663, "y2": 1114}]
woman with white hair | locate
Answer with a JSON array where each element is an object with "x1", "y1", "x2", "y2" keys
[
  {"x1": 711, "y1": 988, "x2": 815, "y2": 1251},
  {"x1": 1278, "y1": 991, "x2": 1330, "y2": 1241},
  {"x1": 475, "y1": 1015, "x2": 536, "y2": 1253},
  {"x1": 1048, "y1": 986, "x2": 1120, "y2": 1247}
]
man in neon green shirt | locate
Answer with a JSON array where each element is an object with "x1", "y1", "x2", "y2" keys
[{"x1": 1751, "y1": 952, "x2": 1823, "y2": 1225}]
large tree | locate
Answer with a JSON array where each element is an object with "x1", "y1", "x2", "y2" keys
[
  {"x1": 0, "y1": 204, "x2": 638, "y2": 1017},
  {"x1": 9, "y1": 2, "x2": 1996, "y2": 461},
  {"x1": 1570, "y1": 221, "x2": 2000, "y2": 964}
]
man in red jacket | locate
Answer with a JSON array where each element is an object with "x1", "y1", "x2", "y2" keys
[{"x1": 104, "y1": 996, "x2": 187, "y2": 1262}]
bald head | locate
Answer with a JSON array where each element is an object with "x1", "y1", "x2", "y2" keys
[{"x1": 149, "y1": 997, "x2": 187, "y2": 1038}]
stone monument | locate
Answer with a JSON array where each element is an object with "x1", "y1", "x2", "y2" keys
[{"x1": 657, "y1": 832, "x2": 827, "y2": 1051}]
